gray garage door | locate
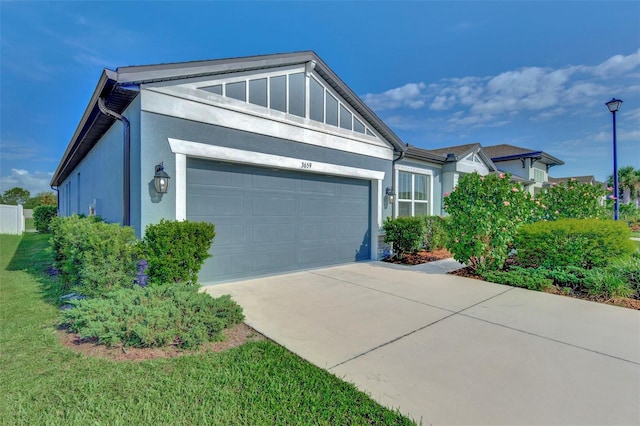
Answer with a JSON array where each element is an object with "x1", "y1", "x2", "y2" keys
[{"x1": 187, "y1": 158, "x2": 371, "y2": 283}]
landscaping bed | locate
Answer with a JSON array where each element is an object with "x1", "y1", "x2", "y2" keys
[{"x1": 383, "y1": 248, "x2": 452, "y2": 265}]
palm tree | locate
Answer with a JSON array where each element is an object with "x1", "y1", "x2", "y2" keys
[{"x1": 608, "y1": 166, "x2": 640, "y2": 203}]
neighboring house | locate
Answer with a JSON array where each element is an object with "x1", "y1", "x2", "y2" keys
[
  {"x1": 51, "y1": 51, "x2": 407, "y2": 284},
  {"x1": 549, "y1": 175, "x2": 606, "y2": 205},
  {"x1": 387, "y1": 143, "x2": 497, "y2": 217},
  {"x1": 483, "y1": 144, "x2": 564, "y2": 195}
]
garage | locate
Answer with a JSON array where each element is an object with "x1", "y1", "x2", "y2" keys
[{"x1": 186, "y1": 158, "x2": 371, "y2": 283}]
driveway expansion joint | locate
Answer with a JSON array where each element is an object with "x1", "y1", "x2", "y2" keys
[{"x1": 327, "y1": 286, "x2": 516, "y2": 370}]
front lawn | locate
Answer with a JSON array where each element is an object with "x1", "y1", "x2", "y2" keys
[{"x1": 0, "y1": 233, "x2": 415, "y2": 425}]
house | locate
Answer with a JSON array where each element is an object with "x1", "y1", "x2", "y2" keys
[
  {"x1": 483, "y1": 144, "x2": 564, "y2": 195},
  {"x1": 51, "y1": 51, "x2": 408, "y2": 284},
  {"x1": 388, "y1": 143, "x2": 497, "y2": 217}
]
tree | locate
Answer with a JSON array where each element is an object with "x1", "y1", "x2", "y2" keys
[
  {"x1": 24, "y1": 191, "x2": 57, "y2": 209},
  {"x1": 2, "y1": 187, "x2": 30, "y2": 205},
  {"x1": 608, "y1": 166, "x2": 639, "y2": 203}
]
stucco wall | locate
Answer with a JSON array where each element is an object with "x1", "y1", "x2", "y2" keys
[
  {"x1": 139, "y1": 110, "x2": 394, "y2": 238},
  {"x1": 58, "y1": 99, "x2": 140, "y2": 226}
]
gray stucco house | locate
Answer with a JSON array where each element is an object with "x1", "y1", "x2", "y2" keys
[{"x1": 51, "y1": 51, "x2": 407, "y2": 284}]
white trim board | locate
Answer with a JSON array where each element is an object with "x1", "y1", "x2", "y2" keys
[
  {"x1": 168, "y1": 138, "x2": 385, "y2": 180},
  {"x1": 143, "y1": 87, "x2": 393, "y2": 160}
]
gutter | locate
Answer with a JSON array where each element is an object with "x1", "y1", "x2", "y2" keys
[{"x1": 97, "y1": 98, "x2": 131, "y2": 226}]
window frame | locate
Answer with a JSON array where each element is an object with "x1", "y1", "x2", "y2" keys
[{"x1": 394, "y1": 167, "x2": 433, "y2": 217}]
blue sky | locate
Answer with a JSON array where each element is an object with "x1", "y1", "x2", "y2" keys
[{"x1": 1, "y1": 1, "x2": 639, "y2": 195}]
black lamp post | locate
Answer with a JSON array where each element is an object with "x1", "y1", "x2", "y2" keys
[{"x1": 605, "y1": 98, "x2": 623, "y2": 220}]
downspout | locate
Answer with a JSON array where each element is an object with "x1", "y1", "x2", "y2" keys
[
  {"x1": 50, "y1": 185, "x2": 59, "y2": 215},
  {"x1": 389, "y1": 145, "x2": 406, "y2": 216},
  {"x1": 97, "y1": 97, "x2": 131, "y2": 226}
]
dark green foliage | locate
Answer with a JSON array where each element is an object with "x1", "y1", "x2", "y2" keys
[
  {"x1": 535, "y1": 179, "x2": 605, "y2": 221},
  {"x1": 382, "y1": 216, "x2": 424, "y2": 258},
  {"x1": 422, "y1": 215, "x2": 447, "y2": 251},
  {"x1": 142, "y1": 220, "x2": 216, "y2": 286},
  {"x1": 515, "y1": 219, "x2": 635, "y2": 269},
  {"x1": 32, "y1": 205, "x2": 57, "y2": 233},
  {"x1": 49, "y1": 215, "x2": 138, "y2": 297},
  {"x1": 583, "y1": 268, "x2": 633, "y2": 299},
  {"x1": 482, "y1": 266, "x2": 553, "y2": 291},
  {"x1": 62, "y1": 284, "x2": 244, "y2": 349}
]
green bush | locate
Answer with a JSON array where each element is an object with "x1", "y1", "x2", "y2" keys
[
  {"x1": 62, "y1": 284, "x2": 244, "y2": 349},
  {"x1": 422, "y1": 216, "x2": 447, "y2": 251},
  {"x1": 444, "y1": 172, "x2": 538, "y2": 273},
  {"x1": 535, "y1": 179, "x2": 605, "y2": 221},
  {"x1": 515, "y1": 219, "x2": 635, "y2": 269},
  {"x1": 382, "y1": 216, "x2": 424, "y2": 258},
  {"x1": 49, "y1": 215, "x2": 138, "y2": 296},
  {"x1": 482, "y1": 266, "x2": 552, "y2": 291},
  {"x1": 583, "y1": 268, "x2": 633, "y2": 299},
  {"x1": 142, "y1": 220, "x2": 216, "y2": 286},
  {"x1": 33, "y1": 205, "x2": 57, "y2": 233}
]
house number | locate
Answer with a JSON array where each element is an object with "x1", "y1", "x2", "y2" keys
[{"x1": 301, "y1": 161, "x2": 312, "y2": 169}]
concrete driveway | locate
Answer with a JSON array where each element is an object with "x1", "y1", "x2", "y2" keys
[{"x1": 204, "y1": 262, "x2": 640, "y2": 425}]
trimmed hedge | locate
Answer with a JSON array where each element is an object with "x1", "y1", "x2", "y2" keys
[
  {"x1": 142, "y1": 219, "x2": 216, "y2": 286},
  {"x1": 382, "y1": 216, "x2": 424, "y2": 258},
  {"x1": 515, "y1": 219, "x2": 635, "y2": 269},
  {"x1": 49, "y1": 215, "x2": 139, "y2": 297},
  {"x1": 63, "y1": 284, "x2": 244, "y2": 349},
  {"x1": 33, "y1": 205, "x2": 57, "y2": 233}
]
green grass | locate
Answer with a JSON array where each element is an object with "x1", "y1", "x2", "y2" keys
[{"x1": 0, "y1": 233, "x2": 416, "y2": 425}]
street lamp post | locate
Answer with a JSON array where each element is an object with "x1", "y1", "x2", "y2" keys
[{"x1": 605, "y1": 98, "x2": 623, "y2": 220}]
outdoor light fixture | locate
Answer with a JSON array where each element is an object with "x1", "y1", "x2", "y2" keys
[
  {"x1": 154, "y1": 162, "x2": 171, "y2": 194},
  {"x1": 605, "y1": 98, "x2": 623, "y2": 220},
  {"x1": 386, "y1": 187, "x2": 396, "y2": 204}
]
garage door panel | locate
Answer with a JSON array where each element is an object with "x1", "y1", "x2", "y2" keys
[
  {"x1": 252, "y1": 197, "x2": 296, "y2": 216},
  {"x1": 187, "y1": 159, "x2": 371, "y2": 283},
  {"x1": 251, "y1": 223, "x2": 295, "y2": 243}
]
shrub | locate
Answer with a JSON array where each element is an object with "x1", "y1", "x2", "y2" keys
[
  {"x1": 515, "y1": 219, "x2": 635, "y2": 269},
  {"x1": 444, "y1": 172, "x2": 538, "y2": 274},
  {"x1": 142, "y1": 220, "x2": 216, "y2": 286},
  {"x1": 599, "y1": 256, "x2": 640, "y2": 299},
  {"x1": 535, "y1": 179, "x2": 605, "y2": 221},
  {"x1": 422, "y1": 216, "x2": 447, "y2": 251},
  {"x1": 382, "y1": 216, "x2": 424, "y2": 258},
  {"x1": 62, "y1": 284, "x2": 244, "y2": 349},
  {"x1": 49, "y1": 215, "x2": 138, "y2": 296},
  {"x1": 33, "y1": 205, "x2": 57, "y2": 233},
  {"x1": 583, "y1": 268, "x2": 633, "y2": 299},
  {"x1": 482, "y1": 266, "x2": 552, "y2": 291}
]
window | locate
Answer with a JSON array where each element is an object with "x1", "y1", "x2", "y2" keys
[
  {"x1": 325, "y1": 93, "x2": 338, "y2": 126},
  {"x1": 397, "y1": 171, "x2": 431, "y2": 217},
  {"x1": 270, "y1": 76, "x2": 286, "y2": 112},
  {"x1": 249, "y1": 78, "x2": 267, "y2": 107},
  {"x1": 534, "y1": 169, "x2": 545, "y2": 182},
  {"x1": 339, "y1": 104, "x2": 352, "y2": 130},
  {"x1": 288, "y1": 72, "x2": 305, "y2": 117},
  {"x1": 226, "y1": 81, "x2": 246, "y2": 102},
  {"x1": 309, "y1": 77, "x2": 324, "y2": 122}
]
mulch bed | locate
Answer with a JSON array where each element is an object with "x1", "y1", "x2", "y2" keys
[
  {"x1": 449, "y1": 266, "x2": 640, "y2": 310},
  {"x1": 57, "y1": 322, "x2": 266, "y2": 362},
  {"x1": 383, "y1": 248, "x2": 452, "y2": 265}
]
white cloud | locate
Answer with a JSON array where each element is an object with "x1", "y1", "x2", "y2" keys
[
  {"x1": 363, "y1": 49, "x2": 640, "y2": 130},
  {"x1": 361, "y1": 82, "x2": 427, "y2": 111},
  {"x1": 0, "y1": 169, "x2": 54, "y2": 196}
]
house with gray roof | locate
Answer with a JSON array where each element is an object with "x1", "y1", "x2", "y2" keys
[
  {"x1": 483, "y1": 144, "x2": 564, "y2": 195},
  {"x1": 51, "y1": 51, "x2": 406, "y2": 284}
]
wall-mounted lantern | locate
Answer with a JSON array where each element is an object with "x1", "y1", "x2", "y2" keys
[
  {"x1": 386, "y1": 187, "x2": 396, "y2": 204},
  {"x1": 154, "y1": 162, "x2": 171, "y2": 194}
]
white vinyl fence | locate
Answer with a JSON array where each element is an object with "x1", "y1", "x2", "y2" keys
[{"x1": 0, "y1": 204, "x2": 25, "y2": 235}]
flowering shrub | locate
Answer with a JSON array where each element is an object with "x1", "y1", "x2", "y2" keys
[
  {"x1": 444, "y1": 172, "x2": 537, "y2": 273},
  {"x1": 535, "y1": 179, "x2": 604, "y2": 220}
]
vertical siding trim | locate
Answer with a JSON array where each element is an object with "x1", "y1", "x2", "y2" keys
[{"x1": 175, "y1": 153, "x2": 187, "y2": 220}]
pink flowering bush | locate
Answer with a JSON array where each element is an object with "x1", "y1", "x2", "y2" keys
[
  {"x1": 535, "y1": 179, "x2": 605, "y2": 220},
  {"x1": 444, "y1": 172, "x2": 538, "y2": 273}
]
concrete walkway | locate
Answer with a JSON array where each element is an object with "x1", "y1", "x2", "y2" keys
[{"x1": 204, "y1": 262, "x2": 640, "y2": 425}]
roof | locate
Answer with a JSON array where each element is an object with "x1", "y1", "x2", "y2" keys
[
  {"x1": 404, "y1": 145, "x2": 447, "y2": 163},
  {"x1": 426, "y1": 143, "x2": 482, "y2": 158},
  {"x1": 483, "y1": 144, "x2": 564, "y2": 166},
  {"x1": 549, "y1": 175, "x2": 597, "y2": 185},
  {"x1": 51, "y1": 51, "x2": 406, "y2": 187}
]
